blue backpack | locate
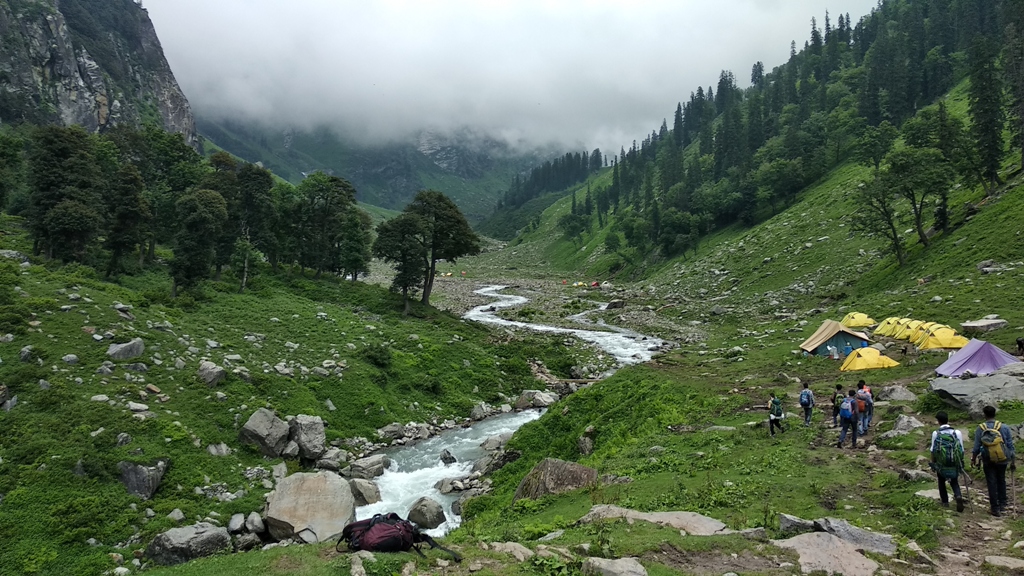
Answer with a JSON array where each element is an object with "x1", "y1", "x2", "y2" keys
[
  {"x1": 799, "y1": 389, "x2": 812, "y2": 407},
  {"x1": 839, "y1": 398, "x2": 854, "y2": 419}
]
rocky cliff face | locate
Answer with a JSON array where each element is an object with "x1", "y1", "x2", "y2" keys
[{"x1": 0, "y1": 0, "x2": 196, "y2": 146}]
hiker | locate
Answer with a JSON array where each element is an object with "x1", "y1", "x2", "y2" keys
[
  {"x1": 971, "y1": 405, "x2": 1016, "y2": 516},
  {"x1": 830, "y1": 384, "x2": 844, "y2": 428},
  {"x1": 930, "y1": 411, "x2": 966, "y2": 512},
  {"x1": 1017, "y1": 337, "x2": 1024, "y2": 357},
  {"x1": 768, "y1": 392, "x2": 786, "y2": 437},
  {"x1": 855, "y1": 381, "x2": 873, "y2": 435},
  {"x1": 837, "y1": 390, "x2": 860, "y2": 448},
  {"x1": 799, "y1": 382, "x2": 816, "y2": 426},
  {"x1": 861, "y1": 380, "x2": 874, "y2": 428}
]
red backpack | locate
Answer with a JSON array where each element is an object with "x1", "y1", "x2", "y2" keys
[{"x1": 338, "y1": 513, "x2": 462, "y2": 562}]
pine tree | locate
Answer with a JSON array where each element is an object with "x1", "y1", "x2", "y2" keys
[
  {"x1": 1004, "y1": 0, "x2": 1024, "y2": 170},
  {"x1": 967, "y1": 37, "x2": 1006, "y2": 188},
  {"x1": 673, "y1": 103, "x2": 684, "y2": 147}
]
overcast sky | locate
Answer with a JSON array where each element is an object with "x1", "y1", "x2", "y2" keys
[{"x1": 145, "y1": 0, "x2": 879, "y2": 152}]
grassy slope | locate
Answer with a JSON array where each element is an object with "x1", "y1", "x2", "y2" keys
[{"x1": 0, "y1": 218, "x2": 592, "y2": 576}]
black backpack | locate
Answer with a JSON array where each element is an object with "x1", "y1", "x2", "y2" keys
[{"x1": 337, "y1": 513, "x2": 462, "y2": 562}]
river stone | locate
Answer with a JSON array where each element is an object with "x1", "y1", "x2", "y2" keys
[
  {"x1": 878, "y1": 415, "x2": 926, "y2": 439},
  {"x1": 349, "y1": 454, "x2": 391, "y2": 479},
  {"x1": 480, "y1": 433, "x2": 513, "y2": 451},
  {"x1": 470, "y1": 402, "x2": 489, "y2": 420},
  {"x1": 349, "y1": 478, "x2": 381, "y2": 506},
  {"x1": 779, "y1": 513, "x2": 816, "y2": 535},
  {"x1": 440, "y1": 449, "x2": 457, "y2": 465},
  {"x1": 578, "y1": 505, "x2": 731, "y2": 536},
  {"x1": 929, "y1": 375, "x2": 1024, "y2": 417},
  {"x1": 239, "y1": 408, "x2": 289, "y2": 457},
  {"x1": 581, "y1": 557, "x2": 646, "y2": 576},
  {"x1": 407, "y1": 496, "x2": 446, "y2": 529},
  {"x1": 107, "y1": 338, "x2": 145, "y2": 360},
  {"x1": 288, "y1": 415, "x2": 326, "y2": 460},
  {"x1": 772, "y1": 532, "x2": 879, "y2": 576},
  {"x1": 513, "y1": 458, "x2": 598, "y2": 501},
  {"x1": 514, "y1": 390, "x2": 560, "y2": 410},
  {"x1": 118, "y1": 459, "x2": 168, "y2": 500},
  {"x1": 146, "y1": 522, "x2": 231, "y2": 566},
  {"x1": 876, "y1": 385, "x2": 918, "y2": 402},
  {"x1": 377, "y1": 423, "x2": 404, "y2": 440},
  {"x1": 228, "y1": 513, "x2": 246, "y2": 533},
  {"x1": 197, "y1": 361, "x2": 226, "y2": 386},
  {"x1": 813, "y1": 517, "x2": 896, "y2": 556},
  {"x1": 265, "y1": 472, "x2": 356, "y2": 543},
  {"x1": 245, "y1": 512, "x2": 265, "y2": 533}
]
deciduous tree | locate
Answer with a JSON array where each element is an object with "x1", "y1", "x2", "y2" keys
[{"x1": 403, "y1": 190, "x2": 480, "y2": 306}]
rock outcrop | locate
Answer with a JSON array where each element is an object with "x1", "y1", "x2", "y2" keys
[
  {"x1": 581, "y1": 557, "x2": 647, "y2": 576},
  {"x1": 107, "y1": 338, "x2": 145, "y2": 360},
  {"x1": 577, "y1": 505, "x2": 731, "y2": 536},
  {"x1": 118, "y1": 459, "x2": 168, "y2": 500},
  {"x1": 265, "y1": 472, "x2": 356, "y2": 543},
  {"x1": 773, "y1": 532, "x2": 879, "y2": 576},
  {"x1": 929, "y1": 375, "x2": 1024, "y2": 417},
  {"x1": 146, "y1": 522, "x2": 230, "y2": 566},
  {"x1": 513, "y1": 458, "x2": 597, "y2": 501},
  {"x1": 288, "y1": 415, "x2": 327, "y2": 460}
]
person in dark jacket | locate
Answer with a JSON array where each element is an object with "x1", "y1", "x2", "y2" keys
[
  {"x1": 836, "y1": 390, "x2": 860, "y2": 449},
  {"x1": 972, "y1": 405, "x2": 1017, "y2": 516},
  {"x1": 830, "y1": 384, "x2": 843, "y2": 428}
]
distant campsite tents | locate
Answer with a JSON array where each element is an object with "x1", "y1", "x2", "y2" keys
[
  {"x1": 893, "y1": 319, "x2": 925, "y2": 340},
  {"x1": 935, "y1": 339, "x2": 1020, "y2": 377},
  {"x1": 800, "y1": 320, "x2": 870, "y2": 356},
  {"x1": 875, "y1": 317, "x2": 902, "y2": 336},
  {"x1": 841, "y1": 347, "x2": 901, "y2": 371},
  {"x1": 917, "y1": 327, "x2": 969, "y2": 350},
  {"x1": 841, "y1": 312, "x2": 876, "y2": 328}
]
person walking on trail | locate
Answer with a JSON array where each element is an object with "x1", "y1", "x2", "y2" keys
[
  {"x1": 859, "y1": 380, "x2": 874, "y2": 428},
  {"x1": 930, "y1": 411, "x2": 966, "y2": 512},
  {"x1": 768, "y1": 392, "x2": 786, "y2": 437},
  {"x1": 972, "y1": 405, "x2": 1016, "y2": 516},
  {"x1": 830, "y1": 384, "x2": 844, "y2": 428},
  {"x1": 855, "y1": 382, "x2": 873, "y2": 435},
  {"x1": 799, "y1": 383, "x2": 816, "y2": 427},
  {"x1": 837, "y1": 390, "x2": 860, "y2": 449}
]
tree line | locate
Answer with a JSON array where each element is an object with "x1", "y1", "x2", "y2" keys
[
  {"x1": 0, "y1": 123, "x2": 478, "y2": 308},
  {"x1": 543, "y1": 0, "x2": 1022, "y2": 267},
  {"x1": 497, "y1": 148, "x2": 604, "y2": 210}
]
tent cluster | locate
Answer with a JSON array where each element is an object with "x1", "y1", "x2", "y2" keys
[
  {"x1": 840, "y1": 312, "x2": 875, "y2": 328},
  {"x1": 935, "y1": 339, "x2": 1020, "y2": 377},
  {"x1": 801, "y1": 318, "x2": 901, "y2": 371},
  {"x1": 874, "y1": 317, "x2": 969, "y2": 350}
]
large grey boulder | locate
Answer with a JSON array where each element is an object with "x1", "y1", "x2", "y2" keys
[
  {"x1": 245, "y1": 512, "x2": 265, "y2": 534},
  {"x1": 349, "y1": 454, "x2": 391, "y2": 479},
  {"x1": 513, "y1": 458, "x2": 598, "y2": 501},
  {"x1": 962, "y1": 319, "x2": 1009, "y2": 333},
  {"x1": 879, "y1": 415, "x2": 926, "y2": 439},
  {"x1": 118, "y1": 459, "x2": 168, "y2": 500},
  {"x1": 349, "y1": 479, "x2": 382, "y2": 506},
  {"x1": 146, "y1": 522, "x2": 231, "y2": 566},
  {"x1": 197, "y1": 361, "x2": 226, "y2": 386},
  {"x1": 772, "y1": 532, "x2": 879, "y2": 576},
  {"x1": 107, "y1": 338, "x2": 145, "y2": 360},
  {"x1": 514, "y1": 390, "x2": 560, "y2": 410},
  {"x1": 814, "y1": 517, "x2": 896, "y2": 556},
  {"x1": 778, "y1": 513, "x2": 816, "y2": 535},
  {"x1": 582, "y1": 557, "x2": 646, "y2": 576},
  {"x1": 876, "y1": 385, "x2": 918, "y2": 402},
  {"x1": 407, "y1": 497, "x2": 446, "y2": 529},
  {"x1": 470, "y1": 402, "x2": 490, "y2": 420},
  {"x1": 228, "y1": 513, "x2": 245, "y2": 533},
  {"x1": 929, "y1": 375, "x2": 1024, "y2": 417},
  {"x1": 239, "y1": 408, "x2": 289, "y2": 457},
  {"x1": 288, "y1": 415, "x2": 326, "y2": 460},
  {"x1": 265, "y1": 472, "x2": 356, "y2": 543},
  {"x1": 480, "y1": 433, "x2": 513, "y2": 451}
]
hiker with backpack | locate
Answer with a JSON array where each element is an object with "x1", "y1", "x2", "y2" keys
[
  {"x1": 768, "y1": 392, "x2": 786, "y2": 437},
  {"x1": 830, "y1": 384, "x2": 844, "y2": 428},
  {"x1": 930, "y1": 411, "x2": 966, "y2": 512},
  {"x1": 799, "y1": 383, "x2": 816, "y2": 427},
  {"x1": 971, "y1": 405, "x2": 1016, "y2": 516},
  {"x1": 859, "y1": 380, "x2": 874, "y2": 428},
  {"x1": 855, "y1": 382, "x2": 873, "y2": 435},
  {"x1": 836, "y1": 390, "x2": 860, "y2": 449}
]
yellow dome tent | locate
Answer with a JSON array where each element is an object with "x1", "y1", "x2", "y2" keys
[
  {"x1": 874, "y1": 317, "x2": 902, "y2": 336},
  {"x1": 882, "y1": 317, "x2": 914, "y2": 338},
  {"x1": 841, "y1": 312, "x2": 876, "y2": 328},
  {"x1": 918, "y1": 327, "x2": 970, "y2": 350},
  {"x1": 908, "y1": 321, "x2": 946, "y2": 345},
  {"x1": 893, "y1": 319, "x2": 925, "y2": 340},
  {"x1": 840, "y1": 347, "x2": 901, "y2": 371}
]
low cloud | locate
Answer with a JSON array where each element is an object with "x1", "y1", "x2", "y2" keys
[{"x1": 146, "y1": 0, "x2": 878, "y2": 152}]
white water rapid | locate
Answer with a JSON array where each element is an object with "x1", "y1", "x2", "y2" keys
[{"x1": 355, "y1": 284, "x2": 663, "y2": 535}]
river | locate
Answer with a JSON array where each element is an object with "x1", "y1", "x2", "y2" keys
[{"x1": 355, "y1": 284, "x2": 663, "y2": 534}]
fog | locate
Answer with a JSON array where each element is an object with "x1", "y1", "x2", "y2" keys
[{"x1": 145, "y1": 0, "x2": 879, "y2": 151}]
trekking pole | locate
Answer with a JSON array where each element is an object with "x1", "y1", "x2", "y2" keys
[
  {"x1": 1012, "y1": 462, "x2": 1018, "y2": 519},
  {"x1": 961, "y1": 467, "x2": 975, "y2": 514}
]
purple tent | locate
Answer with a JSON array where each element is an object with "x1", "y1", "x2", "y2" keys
[{"x1": 935, "y1": 339, "x2": 1020, "y2": 377}]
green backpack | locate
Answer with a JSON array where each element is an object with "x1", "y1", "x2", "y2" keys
[
  {"x1": 932, "y1": 430, "x2": 964, "y2": 479},
  {"x1": 770, "y1": 398, "x2": 783, "y2": 417}
]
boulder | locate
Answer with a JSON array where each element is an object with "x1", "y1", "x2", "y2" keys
[
  {"x1": 281, "y1": 441, "x2": 300, "y2": 459},
  {"x1": 239, "y1": 408, "x2": 289, "y2": 457},
  {"x1": 929, "y1": 375, "x2": 1024, "y2": 417},
  {"x1": 490, "y1": 542, "x2": 535, "y2": 562},
  {"x1": 581, "y1": 557, "x2": 646, "y2": 576},
  {"x1": 315, "y1": 447, "x2": 347, "y2": 471},
  {"x1": 377, "y1": 423, "x2": 404, "y2": 440},
  {"x1": 245, "y1": 512, "x2": 265, "y2": 534},
  {"x1": 118, "y1": 459, "x2": 168, "y2": 500},
  {"x1": 349, "y1": 454, "x2": 391, "y2": 479},
  {"x1": 146, "y1": 522, "x2": 231, "y2": 566},
  {"x1": 605, "y1": 300, "x2": 626, "y2": 310},
  {"x1": 577, "y1": 505, "x2": 730, "y2": 536},
  {"x1": 772, "y1": 532, "x2": 879, "y2": 576},
  {"x1": 878, "y1": 415, "x2": 926, "y2": 439},
  {"x1": 62, "y1": 354, "x2": 79, "y2": 365},
  {"x1": 480, "y1": 433, "x2": 513, "y2": 451},
  {"x1": 228, "y1": 513, "x2": 246, "y2": 533},
  {"x1": 407, "y1": 496, "x2": 446, "y2": 529},
  {"x1": 207, "y1": 443, "x2": 232, "y2": 457},
  {"x1": 578, "y1": 436, "x2": 594, "y2": 455},
  {"x1": 349, "y1": 478, "x2": 382, "y2": 506},
  {"x1": 900, "y1": 469, "x2": 935, "y2": 482},
  {"x1": 265, "y1": 472, "x2": 356, "y2": 543},
  {"x1": 19, "y1": 345, "x2": 34, "y2": 362},
  {"x1": 779, "y1": 513, "x2": 816, "y2": 535},
  {"x1": 107, "y1": 338, "x2": 145, "y2": 360},
  {"x1": 876, "y1": 385, "x2": 918, "y2": 402},
  {"x1": 288, "y1": 415, "x2": 327, "y2": 460},
  {"x1": 470, "y1": 402, "x2": 490, "y2": 420},
  {"x1": 484, "y1": 450, "x2": 521, "y2": 474},
  {"x1": 996, "y1": 363, "x2": 1024, "y2": 378},
  {"x1": 197, "y1": 361, "x2": 227, "y2": 386},
  {"x1": 984, "y1": 556, "x2": 1024, "y2": 570},
  {"x1": 514, "y1": 390, "x2": 560, "y2": 410},
  {"x1": 813, "y1": 517, "x2": 896, "y2": 556},
  {"x1": 962, "y1": 319, "x2": 1009, "y2": 333},
  {"x1": 167, "y1": 509, "x2": 185, "y2": 523},
  {"x1": 234, "y1": 532, "x2": 262, "y2": 552},
  {"x1": 439, "y1": 449, "x2": 457, "y2": 465},
  {"x1": 513, "y1": 458, "x2": 598, "y2": 501}
]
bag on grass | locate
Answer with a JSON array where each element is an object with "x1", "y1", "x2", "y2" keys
[{"x1": 338, "y1": 513, "x2": 462, "y2": 562}]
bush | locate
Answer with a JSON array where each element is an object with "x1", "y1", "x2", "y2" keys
[{"x1": 361, "y1": 344, "x2": 393, "y2": 370}]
